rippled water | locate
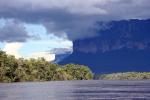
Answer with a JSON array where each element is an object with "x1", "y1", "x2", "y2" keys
[{"x1": 0, "y1": 80, "x2": 150, "y2": 100}]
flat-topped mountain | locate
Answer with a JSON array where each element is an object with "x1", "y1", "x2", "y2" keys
[{"x1": 59, "y1": 19, "x2": 150, "y2": 73}]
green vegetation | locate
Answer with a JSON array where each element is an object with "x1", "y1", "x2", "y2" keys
[
  {"x1": 0, "y1": 50, "x2": 93, "y2": 83},
  {"x1": 95, "y1": 72, "x2": 150, "y2": 80},
  {"x1": 2, "y1": 50, "x2": 150, "y2": 82}
]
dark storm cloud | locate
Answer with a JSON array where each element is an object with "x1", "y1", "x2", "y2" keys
[
  {"x1": 0, "y1": 0, "x2": 150, "y2": 40},
  {"x1": 0, "y1": 20, "x2": 30, "y2": 42}
]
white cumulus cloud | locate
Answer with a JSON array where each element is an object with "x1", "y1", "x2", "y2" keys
[
  {"x1": 3, "y1": 42, "x2": 23, "y2": 58},
  {"x1": 27, "y1": 52, "x2": 55, "y2": 62}
]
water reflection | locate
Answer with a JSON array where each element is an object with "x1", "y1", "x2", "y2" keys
[{"x1": 0, "y1": 80, "x2": 150, "y2": 100}]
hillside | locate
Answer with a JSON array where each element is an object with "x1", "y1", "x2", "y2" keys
[{"x1": 59, "y1": 19, "x2": 150, "y2": 73}]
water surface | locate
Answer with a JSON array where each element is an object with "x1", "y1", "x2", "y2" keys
[{"x1": 0, "y1": 80, "x2": 150, "y2": 100}]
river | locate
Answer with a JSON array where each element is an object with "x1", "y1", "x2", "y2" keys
[{"x1": 0, "y1": 80, "x2": 150, "y2": 100}]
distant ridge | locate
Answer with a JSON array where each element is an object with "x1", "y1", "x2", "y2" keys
[{"x1": 59, "y1": 19, "x2": 150, "y2": 73}]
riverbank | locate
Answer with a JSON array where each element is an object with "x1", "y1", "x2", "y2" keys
[
  {"x1": 0, "y1": 50, "x2": 93, "y2": 83},
  {"x1": 95, "y1": 72, "x2": 150, "y2": 80}
]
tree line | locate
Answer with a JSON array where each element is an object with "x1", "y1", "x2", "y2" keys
[
  {"x1": 0, "y1": 50, "x2": 93, "y2": 82},
  {"x1": 95, "y1": 72, "x2": 150, "y2": 80}
]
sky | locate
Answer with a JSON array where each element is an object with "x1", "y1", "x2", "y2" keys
[
  {"x1": 0, "y1": 19, "x2": 72, "y2": 61},
  {"x1": 0, "y1": 0, "x2": 150, "y2": 61}
]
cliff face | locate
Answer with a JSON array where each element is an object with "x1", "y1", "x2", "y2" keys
[{"x1": 59, "y1": 19, "x2": 150, "y2": 73}]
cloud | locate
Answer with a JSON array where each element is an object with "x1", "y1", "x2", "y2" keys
[
  {"x1": 27, "y1": 52, "x2": 55, "y2": 61},
  {"x1": 0, "y1": 0, "x2": 150, "y2": 40},
  {"x1": 50, "y1": 48, "x2": 73, "y2": 55},
  {"x1": 3, "y1": 42, "x2": 23, "y2": 58},
  {"x1": 3, "y1": 42, "x2": 56, "y2": 61},
  {"x1": 0, "y1": 19, "x2": 30, "y2": 42},
  {"x1": 3, "y1": 43, "x2": 56, "y2": 61}
]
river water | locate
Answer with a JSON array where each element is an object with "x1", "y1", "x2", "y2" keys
[{"x1": 0, "y1": 80, "x2": 150, "y2": 100}]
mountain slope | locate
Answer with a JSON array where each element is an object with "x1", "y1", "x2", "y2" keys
[{"x1": 59, "y1": 19, "x2": 150, "y2": 73}]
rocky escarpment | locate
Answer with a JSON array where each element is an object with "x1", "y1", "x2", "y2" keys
[{"x1": 59, "y1": 19, "x2": 150, "y2": 73}]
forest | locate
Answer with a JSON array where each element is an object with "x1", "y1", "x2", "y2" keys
[
  {"x1": 1, "y1": 49, "x2": 150, "y2": 83},
  {"x1": 95, "y1": 72, "x2": 150, "y2": 80},
  {"x1": 0, "y1": 50, "x2": 93, "y2": 82}
]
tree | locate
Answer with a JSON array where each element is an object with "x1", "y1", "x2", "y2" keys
[
  {"x1": 64, "y1": 64, "x2": 93, "y2": 80},
  {"x1": 0, "y1": 50, "x2": 94, "y2": 82}
]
